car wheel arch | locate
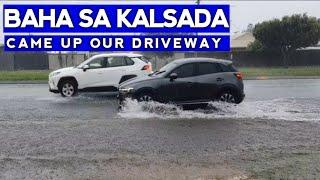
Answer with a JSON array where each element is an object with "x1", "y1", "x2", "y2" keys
[
  {"x1": 218, "y1": 84, "x2": 240, "y2": 95},
  {"x1": 58, "y1": 76, "x2": 78, "y2": 89},
  {"x1": 135, "y1": 87, "x2": 157, "y2": 99}
]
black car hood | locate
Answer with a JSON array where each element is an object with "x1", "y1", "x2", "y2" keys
[{"x1": 120, "y1": 75, "x2": 160, "y2": 87}]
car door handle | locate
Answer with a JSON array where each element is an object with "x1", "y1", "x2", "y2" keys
[{"x1": 216, "y1": 77, "x2": 224, "y2": 81}]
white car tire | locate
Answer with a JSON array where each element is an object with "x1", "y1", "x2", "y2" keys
[{"x1": 59, "y1": 80, "x2": 78, "y2": 97}]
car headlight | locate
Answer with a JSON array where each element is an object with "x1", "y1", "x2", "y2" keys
[
  {"x1": 49, "y1": 71, "x2": 61, "y2": 77},
  {"x1": 119, "y1": 87, "x2": 134, "y2": 93}
]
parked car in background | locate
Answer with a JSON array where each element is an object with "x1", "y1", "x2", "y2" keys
[
  {"x1": 49, "y1": 53, "x2": 152, "y2": 97},
  {"x1": 119, "y1": 58, "x2": 245, "y2": 105}
]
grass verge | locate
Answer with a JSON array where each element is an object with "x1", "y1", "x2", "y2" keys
[
  {"x1": 239, "y1": 66, "x2": 320, "y2": 77},
  {"x1": 0, "y1": 70, "x2": 50, "y2": 81},
  {"x1": 0, "y1": 66, "x2": 319, "y2": 81}
]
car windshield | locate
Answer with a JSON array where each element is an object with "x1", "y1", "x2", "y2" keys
[
  {"x1": 160, "y1": 62, "x2": 178, "y2": 72},
  {"x1": 149, "y1": 62, "x2": 178, "y2": 76},
  {"x1": 149, "y1": 70, "x2": 166, "y2": 76},
  {"x1": 76, "y1": 56, "x2": 96, "y2": 68}
]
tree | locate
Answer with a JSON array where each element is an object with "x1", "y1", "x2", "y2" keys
[
  {"x1": 247, "y1": 40, "x2": 264, "y2": 52},
  {"x1": 252, "y1": 14, "x2": 320, "y2": 66}
]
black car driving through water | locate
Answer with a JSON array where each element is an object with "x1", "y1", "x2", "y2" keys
[{"x1": 118, "y1": 58, "x2": 245, "y2": 105}]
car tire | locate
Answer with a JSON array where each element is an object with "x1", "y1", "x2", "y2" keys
[
  {"x1": 218, "y1": 90, "x2": 242, "y2": 104},
  {"x1": 137, "y1": 92, "x2": 154, "y2": 102},
  {"x1": 59, "y1": 80, "x2": 78, "y2": 97}
]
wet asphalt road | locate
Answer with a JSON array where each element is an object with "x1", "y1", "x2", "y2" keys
[{"x1": 0, "y1": 79, "x2": 320, "y2": 179}]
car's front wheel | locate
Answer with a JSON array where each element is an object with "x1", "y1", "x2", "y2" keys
[
  {"x1": 59, "y1": 80, "x2": 78, "y2": 97},
  {"x1": 137, "y1": 92, "x2": 153, "y2": 102}
]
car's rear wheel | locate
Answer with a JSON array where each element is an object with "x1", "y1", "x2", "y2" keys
[
  {"x1": 219, "y1": 90, "x2": 241, "y2": 104},
  {"x1": 59, "y1": 80, "x2": 78, "y2": 97},
  {"x1": 137, "y1": 92, "x2": 153, "y2": 102}
]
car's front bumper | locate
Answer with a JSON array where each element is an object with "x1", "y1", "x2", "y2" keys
[
  {"x1": 118, "y1": 88, "x2": 138, "y2": 106},
  {"x1": 48, "y1": 76, "x2": 59, "y2": 93},
  {"x1": 118, "y1": 92, "x2": 134, "y2": 104},
  {"x1": 49, "y1": 89, "x2": 59, "y2": 93}
]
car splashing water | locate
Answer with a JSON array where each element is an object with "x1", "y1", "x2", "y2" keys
[{"x1": 118, "y1": 98, "x2": 320, "y2": 121}]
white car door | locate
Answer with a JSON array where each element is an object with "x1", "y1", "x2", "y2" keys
[
  {"x1": 95, "y1": 56, "x2": 128, "y2": 87},
  {"x1": 76, "y1": 57, "x2": 108, "y2": 88}
]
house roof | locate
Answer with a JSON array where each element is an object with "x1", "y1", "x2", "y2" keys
[
  {"x1": 231, "y1": 32, "x2": 255, "y2": 49},
  {"x1": 230, "y1": 33, "x2": 320, "y2": 50}
]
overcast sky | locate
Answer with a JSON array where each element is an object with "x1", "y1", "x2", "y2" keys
[{"x1": 1, "y1": 1, "x2": 320, "y2": 44}]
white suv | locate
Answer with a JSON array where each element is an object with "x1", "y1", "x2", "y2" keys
[{"x1": 49, "y1": 53, "x2": 152, "y2": 97}]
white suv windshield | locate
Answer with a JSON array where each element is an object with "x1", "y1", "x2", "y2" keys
[{"x1": 77, "y1": 56, "x2": 96, "y2": 68}]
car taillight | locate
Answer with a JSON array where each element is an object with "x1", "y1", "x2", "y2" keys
[
  {"x1": 234, "y1": 72, "x2": 243, "y2": 80},
  {"x1": 142, "y1": 63, "x2": 152, "y2": 72}
]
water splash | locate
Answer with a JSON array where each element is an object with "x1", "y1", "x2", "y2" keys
[{"x1": 118, "y1": 98, "x2": 320, "y2": 121}]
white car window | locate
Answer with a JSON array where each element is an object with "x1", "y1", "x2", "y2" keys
[
  {"x1": 87, "y1": 57, "x2": 107, "y2": 69},
  {"x1": 107, "y1": 57, "x2": 127, "y2": 67},
  {"x1": 126, "y1": 57, "x2": 135, "y2": 65}
]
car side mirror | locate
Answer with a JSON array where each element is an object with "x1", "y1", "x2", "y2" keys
[
  {"x1": 169, "y1": 73, "x2": 178, "y2": 81},
  {"x1": 82, "y1": 65, "x2": 90, "y2": 72}
]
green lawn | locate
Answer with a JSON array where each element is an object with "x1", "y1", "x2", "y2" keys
[
  {"x1": 0, "y1": 70, "x2": 50, "y2": 81},
  {"x1": 239, "y1": 66, "x2": 320, "y2": 77},
  {"x1": 0, "y1": 66, "x2": 319, "y2": 81}
]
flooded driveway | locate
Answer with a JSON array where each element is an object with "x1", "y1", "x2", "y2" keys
[{"x1": 0, "y1": 79, "x2": 319, "y2": 179}]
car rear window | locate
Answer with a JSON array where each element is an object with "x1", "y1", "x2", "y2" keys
[
  {"x1": 219, "y1": 64, "x2": 238, "y2": 72},
  {"x1": 132, "y1": 56, "x2": 148, "y2": 63},
  {"x1": 197, "y1": 63, "x2": 221, "y2": 75},
  {"x1": 125, "y1": 57, "x2": 135, "y2": 65}
]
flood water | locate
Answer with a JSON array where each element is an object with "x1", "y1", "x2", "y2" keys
[{"x1": 0, "y1": 79, "x2": 320, "y2": 179}]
